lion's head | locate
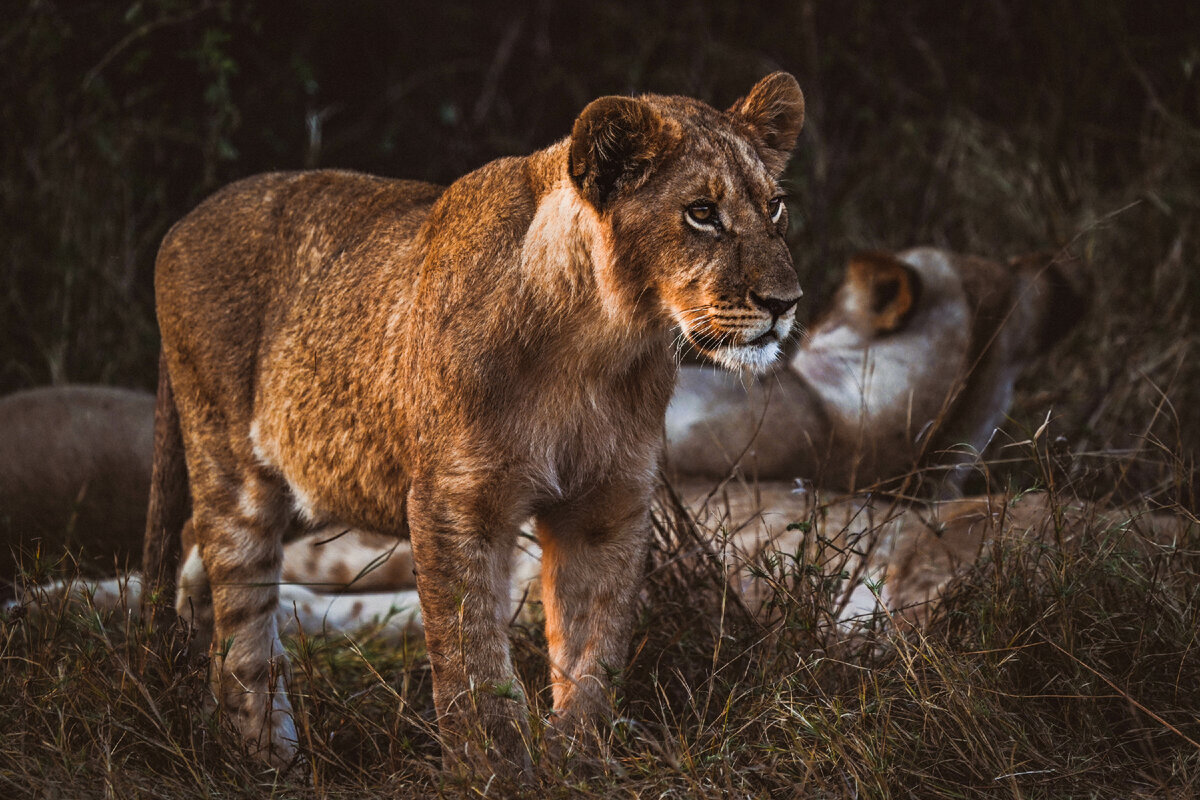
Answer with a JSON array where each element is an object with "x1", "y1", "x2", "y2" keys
[{"x1": 567, "y1": 72, "x2": 805, "y2": 372}]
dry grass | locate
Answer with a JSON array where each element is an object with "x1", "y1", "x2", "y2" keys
[{"x1": 3, "y1": 451, "x2": 1199, "y2": 798}]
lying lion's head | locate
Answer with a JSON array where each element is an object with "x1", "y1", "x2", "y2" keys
[{"x1": 568, "y1": 73, "x2": 805, "y2": 372}]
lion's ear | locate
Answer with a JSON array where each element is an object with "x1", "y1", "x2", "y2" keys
[
  {"x1": 728, "y1": 72, "x2": 805, "y2": 176},
  {"x1": 846, "y1": 251, "x2": 922, "y2": 334},
  {"x1": 569, "y1": 96, "x2": 679, "y2": 210}
]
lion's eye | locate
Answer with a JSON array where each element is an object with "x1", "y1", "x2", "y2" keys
[
  {"x1": 768, "y1": 197, "x2": 785, "y2": 223},
  {"x1": 686, "y1": 202, "x2": 719, "y2": 230}
]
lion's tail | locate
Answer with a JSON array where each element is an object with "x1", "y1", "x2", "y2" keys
[{"x1": 140, "y1": 350, "x2": 191, "y2": 615}]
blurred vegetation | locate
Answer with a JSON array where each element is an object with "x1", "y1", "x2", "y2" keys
[
  {"x1": 3, "y1": 1, "x2": 1197, "y2": 503},
  {"x1": 3, "y1": 475, "x2": 1198, "y2": 797},
  {"x1": 1, "y1": 2, "x2": 1196, "y2": 559}
]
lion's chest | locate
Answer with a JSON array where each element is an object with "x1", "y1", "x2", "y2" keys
[
  {"x1": 481, "y1": 356, "x2": 672, "y2": 504},
  {"x1": 521, "y1": 384, "x2": 645, "y2": 500}
]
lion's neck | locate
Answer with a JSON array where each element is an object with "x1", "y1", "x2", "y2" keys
[
  {"x1": 523, "y1": 145, "x2": 644, "y2": 312},
  {"x1": 664, "y1": 364, "x2": 832, "y2": 482},
  {"x1": 789, "y1": 332, "x2": 943, "y2": 428}
]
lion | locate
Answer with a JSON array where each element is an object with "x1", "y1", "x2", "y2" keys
[{"x1": 142, "y1": 73, "x2": 806, "y2": 772}]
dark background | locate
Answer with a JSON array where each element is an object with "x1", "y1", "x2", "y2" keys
[{"x1": 3, "y1": 0, "x2": 1198, "y2": 494}]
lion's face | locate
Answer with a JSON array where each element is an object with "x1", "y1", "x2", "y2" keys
[
  {"x1": 628, "y1": 123, "x2": 801, "y2": 372},
  {"x1": 569, "y1": 74, "x2": 805, "y2": 374}
]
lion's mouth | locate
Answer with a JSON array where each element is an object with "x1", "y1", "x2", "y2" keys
[
  {"x1": 679, "y1": 325, "x2": 785, "y2": 375},
  {"x1": 746, "y1": 329, "x2": 779, "y2": 347},
  {"x1": 681, "y1": 325, "x2": 780, "y2": 354}
]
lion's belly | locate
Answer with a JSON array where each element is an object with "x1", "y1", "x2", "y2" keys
[
  {"x1": 250, "y1": 413, "x2": 410, "y2": 534},
  {"x1": 248, "y1": 357, "x2": 413, "y2": 535},
  {"x1": 248, "y1": 366, "x2": 668, "y2": 537}
]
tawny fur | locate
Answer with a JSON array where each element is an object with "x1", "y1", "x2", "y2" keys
[{"x1": 150, "y1": 74, "x2": 805, "y2": 771}]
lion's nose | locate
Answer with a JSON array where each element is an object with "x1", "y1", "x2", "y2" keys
[{"x1": 749, "y1": 291, "x2": 800, "y2": 318}]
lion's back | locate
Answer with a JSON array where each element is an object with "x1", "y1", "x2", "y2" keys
[
  {"x1": 157, "y1": 171, "x2": 443, "y2": 313},
  {"x1": 155, "y1": 171, "x2": 446, "y2": 439}
]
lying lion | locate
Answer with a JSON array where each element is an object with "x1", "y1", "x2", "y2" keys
[
  {"x1": 20, "y1": 484, "x2": 1193, "y2": 644},
  {"x1": 7, "y1": 245, "x2": 1092, "y2": 641},
  {"x1": 667, "y1": 247, "x2": 1088, "y2": 494}
]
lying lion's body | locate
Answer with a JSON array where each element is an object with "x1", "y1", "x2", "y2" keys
[
  {"x1": 0, "y1": 386, "x2": 153, "y2": 577},
  {"x1": 26, "y1": 487, "x2": 1192, "y2": 654},
  {"x1": 0, "y1": 245, "x2": 1081, "y2": 595},
  {"x1": 680, "y1": 481, "x2": 1193, "y2": 629},
  {"x1": 150, "y1": 76, "x2": 805, "y2": 770},
  {"x1": 229, "y1": 485, "x2": 1195, "y2": 635}
]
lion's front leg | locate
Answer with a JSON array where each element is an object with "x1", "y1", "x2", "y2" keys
[
  {"x1": 535, "y1": 475, "x2": 652, "y2": 754},
  {"x1": 406, "y1": 477, "x2": 532, "y2": 778}
]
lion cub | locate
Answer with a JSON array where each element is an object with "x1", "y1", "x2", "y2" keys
[{"x1": 153, "y1": 74, "x2": 805, "y2": 771}]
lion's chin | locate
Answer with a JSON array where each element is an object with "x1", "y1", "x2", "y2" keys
[{"x1": 708, "y1": 339, "x2": 782, "y2": 374}]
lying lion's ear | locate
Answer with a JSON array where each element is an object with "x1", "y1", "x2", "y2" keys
[
  {"x1": 569, "y1": 96, "x2": 679, "y2": 210},
  {"x1": 846, "y1": 251, "x2": 922, "y2": 334},
  {"x1": 728, "y1": 72, "x2": 805, "y2": 176}
]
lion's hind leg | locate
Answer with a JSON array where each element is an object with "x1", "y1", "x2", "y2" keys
[{"x1": 189, "y1": 457, "x2": 298, "y2": 769}]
